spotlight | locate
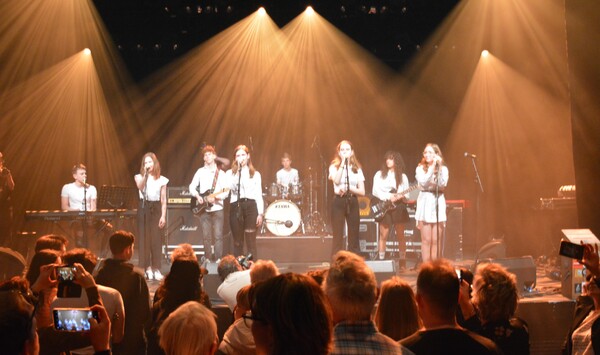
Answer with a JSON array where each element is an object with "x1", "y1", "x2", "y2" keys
[
  {"x1": 305, "y1": 6, "x2": 314, "y2": 15},
  {"x1": 481, "y1": 49, "x2": 489, "y2": 58},
  {"x1": 83, "y1": 48, "x2": 91, "y2": 56},
  {"x1": 153, "y1": 44, "x2": 161, "y2": 51},
  {"x1": 226, "y1": 5, "x2": 233, "y2": 13},
  {"x1": 258, "y1": 7, "x2": 266, "y2": 15}
]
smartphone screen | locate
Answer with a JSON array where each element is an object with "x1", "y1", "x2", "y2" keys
[
  {"x1": 56, "y1": 266, "x2": 76, "y2": 283},
  {"x1": 52, "y1": 308, "x2": 98, "y2": 332}
]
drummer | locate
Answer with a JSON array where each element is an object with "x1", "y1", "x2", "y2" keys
[{"x1": 276, "y1": 153, "x2": 299, "y2": 199}]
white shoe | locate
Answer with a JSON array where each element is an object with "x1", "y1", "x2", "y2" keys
[
  {"x1": 145, "y1": 267, "x2": 153, "y2": 280},
  {"x1": 154, "y1": 270, "x2": 164, "y2": 281}
]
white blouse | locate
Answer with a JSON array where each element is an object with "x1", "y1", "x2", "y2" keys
[{"x1": 225, "y1": 166, "x2": 264, "y2": 214}]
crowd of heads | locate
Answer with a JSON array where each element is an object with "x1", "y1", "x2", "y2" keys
[{"x1": 1, "y1": 227, "x2": 531, "y2": 355}]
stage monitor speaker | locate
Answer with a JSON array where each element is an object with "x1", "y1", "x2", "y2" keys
[
  {"x1": 476, "y1": 239, "x2": 506, "y2": 260},
  {"x1": 166, "y1": 208, "x2": 203, "y2": 253},
  {"x1": 476, "y1": 256, "x2": 536, "y2": 295},
  {"x1": 365, "y1": 260, "x2": 396, "y2": 286}
]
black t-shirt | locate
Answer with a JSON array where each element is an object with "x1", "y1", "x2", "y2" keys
[{"x1": 400, "y1": 328, "x2": 503, "y2": 354}]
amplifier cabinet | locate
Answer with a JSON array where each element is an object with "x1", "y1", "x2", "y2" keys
[
  {"x1": 359, "y1": 218, "x2": 378, "y2": 254},
  {"x1": 166, "y1": 208, "x2": 202, "y2": 252},
  {"x1": 167, "y1": 186, "x2": 193, "y2": 208}
]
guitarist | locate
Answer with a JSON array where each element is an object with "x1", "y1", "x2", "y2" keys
[
  {"x1": 372, "y1": 151, "x2": 410, "y2": 265},
  {"x1": 189, "y1": 145, "x2": 229, "y2": 262}
]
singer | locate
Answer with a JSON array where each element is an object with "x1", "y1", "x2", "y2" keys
[
  {"x1": 135, "y1": 152, "x2": 169, "y2": 281},
  {"x1": 0, "y1": 152, "x2": 15, "y2": 246},
  {"x1": 60, "y1": 163, "x2": 98, "y2": 249},
  {"x1": 329, "y1": 140, "x2": 365, "y2": 256},
  {"x1": 415, "y1": 143, "x2": 449, "y2": 262},
  {"x1": 225, "y1": 145, "x2": 264, "y2": 258}
]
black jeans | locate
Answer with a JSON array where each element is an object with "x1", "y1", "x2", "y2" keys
[
  {"x1": 137, "y1": 200, "x2": 162, "y2": 270},
  {"x1": 331, "y1": 195, "x2": 360, "y2": 256},
  {"x1": 229, "y1": 199, "x2": 258, "y2": 258}
]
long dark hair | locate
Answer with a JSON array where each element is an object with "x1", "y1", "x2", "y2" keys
[
  {"x1": 250, "y1": 273, "x2": 333, "y2": 355},
  {"x1": 380, "y1": 151, "x2": 406, "y2": 188}
]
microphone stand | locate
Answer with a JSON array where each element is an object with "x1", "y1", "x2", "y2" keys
[
  {"x1": 469, "y1": 156, "x2": 484, "y2": 254},
  {"x1": 435, "y1": 163, "x2": 441, "y2": 260},
  {"x1": 314, "y1": 137, "x2": 328, "y2": 233},
  {"x1": 83, "y1": 180, "x2": 88, "y2": 248}
]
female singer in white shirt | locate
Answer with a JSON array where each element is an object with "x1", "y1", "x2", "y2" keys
[
  {"x1": 329, "y1": 140, "x2": 365, "y2": 256},
  {"x1": 415, "y1": 143, "x2": 449, "y2": 262},
  {"x1": 225, "y1": 145, "x2": 264, "y2": 258},
  {"x1": 134, "y1": 152, "x2": 169, "y2": 281}
]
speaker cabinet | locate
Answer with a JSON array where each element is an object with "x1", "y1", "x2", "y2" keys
[
  {"x1": 365, "y1": 260, "x2": 396, "y2": 286},
  {"x1": 166, "y1": 208, "x2": 202, "y2": 251},
  {"x1": 476, "y1": 256, "x2": 536, "y2": 295},
  {"x1": 443, "y1": 206, "x2": 463, "y2": 260}
]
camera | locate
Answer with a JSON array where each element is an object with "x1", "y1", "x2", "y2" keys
[
  {"x1": 52, "y1": 308, "x2": 98, "y2": 332},
  {"x1": 237, "y1": 253, "x2": 253, "y2": 270},
  {"x1": 559, "y1": 240, "x2": 585, "y2": 260}
]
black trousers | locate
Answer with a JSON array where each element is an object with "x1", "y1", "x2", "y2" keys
[
  {"x1": 229, "y1": 199, "x2": 258, "y2": 258},
  {"x1": 137, "y1": 200, "x2": 162, "y2": 270},
  {"x1": 331, "y1": 195, "x2": 360, "y2": 256}
]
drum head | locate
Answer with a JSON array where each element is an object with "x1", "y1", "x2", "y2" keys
[{"x1": 264, "y1": 200, "x2": 301, "y2": 236}]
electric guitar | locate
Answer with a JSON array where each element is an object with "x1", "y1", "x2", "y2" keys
[
  {"x1": 190, "y1": 188, "x2": 230, "y2": 215},
  {"x1": 370, "y1": 184, "x2": 418, "y2": 222}
]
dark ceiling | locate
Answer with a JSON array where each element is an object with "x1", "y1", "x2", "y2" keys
[{"x1": 93, "y1": 0, "x2": 460, "y2": 81}]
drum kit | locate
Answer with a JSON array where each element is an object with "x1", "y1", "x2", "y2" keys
[{"x1": 262, "y1": 169, "x2": 326, "y2": 236}]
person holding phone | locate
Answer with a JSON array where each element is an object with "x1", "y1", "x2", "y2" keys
[
  {"x1": 415, "y1": 143, "x2": 449, "y2": 262},
  {"x1": 563, "y1": 243, "x2": 600, "y2": 354},
  {"x1": 329, "y1": 140, "x2": 365, "y2": 256}
]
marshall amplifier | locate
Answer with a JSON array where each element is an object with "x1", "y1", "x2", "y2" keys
[
  {"x1": 165, "y1": 199, "x2": 205, "y2": 258},
  {"x1": 167, "y1": 186, "x2": 193, "y2": 208}
]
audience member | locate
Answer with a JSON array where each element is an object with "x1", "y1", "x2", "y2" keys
[
  {"x1": 159, "y1": 301, "x2": 218, "y2": 355},
  {"x1": 249, "y1": 259, "x2": 279, "y2": 284},
  {"x1": 218, "y1": 285, "x2": 255, "y2": 355},
  {"x1": 34, "y1": 234, "x2": 68, "y2": 254},
  {"x1": 306, "y1": 269, "x2": 327, "y2": 286},
  {"x1": 0, "y1": 277, "x2": 112, "y2": 355},
  {"x1": 563, "y1": 243, "x2": 600, "y2": 354},
  {"x1": 399, "y1": 259, "x2": 501, "y2": 354},
  {"x1": 217, "y1": 255, "x2": 251, "y2": 311},
  {"x1": 324, "y1": 250, "x2": 408, "y2": 354},
  {"x1": 250, "y1": 273, "x2": 332, "y2": 355},
  {"x1": 25, "y1": 249, "x2": 61, "y2": 329},
  {"x1": 459, "y1": 263, "x2": 529, "y2": 354},
  {"x1": 52, "y1": 248, "x2": 125, "y2": 349},
  {"x1": 375, "y1": 276, "x2": 422, "y2": 341},
  {"x1": 147, "y1": 256, "x2": 211, "y2": 355},
  {"x1": 170, "y1": 243, "x2": 197, "y2": 262},
  {"x1": 95, "y1": 230, "x2": 150, "y2": 355}
]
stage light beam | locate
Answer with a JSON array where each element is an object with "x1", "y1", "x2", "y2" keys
[
  {"x1": 83, "y1": 48, "x2": 91, "y2": 56},
  {"x1": 258, "y1": 7, "x2": 266, "y2": 16},
  {"x1": 481, "y1": 49, "x2": 489, "y2": 58}
]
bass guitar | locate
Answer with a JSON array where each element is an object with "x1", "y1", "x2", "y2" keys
[
  {"x1": 370, "y1": 184, "x2": 418, "y2": 222},
  {"x1": 190, "y1": 188, "x2": 230, "y2": 215}
]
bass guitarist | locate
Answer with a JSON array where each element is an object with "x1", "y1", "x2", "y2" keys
[
  {"x1": 372, "y1": 151, "x2": 410, "y2": 265},
  {"x1": 189, "y1": 145, "x2": 230, "y2": 262}
]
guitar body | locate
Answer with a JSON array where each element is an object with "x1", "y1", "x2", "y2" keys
[
  {"x1": 370, "y1": 184, "x2": 419, "y2": 222},
  {"x1": 190, "y1": 188, "x2": 230, "y2": 215}
]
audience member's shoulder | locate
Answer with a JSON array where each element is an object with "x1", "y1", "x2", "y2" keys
[{"x1": 463, "y1": 329, "x2": 503, "y2": 354}]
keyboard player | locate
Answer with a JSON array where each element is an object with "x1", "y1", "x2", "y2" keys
[{"x1": 60, "y1": 163, "x2": 105, "y2": 252}]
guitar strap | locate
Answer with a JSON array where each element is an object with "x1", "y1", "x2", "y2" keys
[{"x1": 210, "y1": 169, "x2": 219, "y2": 193}]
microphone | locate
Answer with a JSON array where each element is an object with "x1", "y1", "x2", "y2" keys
[
  {"x1": 464, "y1": 152, "x2": 477, "y2": 159},
  {"x1": 83, "y1": 177, "x2": 89, "y2": 188}
]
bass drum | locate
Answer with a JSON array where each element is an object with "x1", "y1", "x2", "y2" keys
[{"x1": 264, "y1": 200, "x2": 301, "y2": 236}]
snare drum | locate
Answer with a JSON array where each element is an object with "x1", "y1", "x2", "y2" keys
[{"x1": 263, "y1": 200, "x2": 301, "y2": 236}]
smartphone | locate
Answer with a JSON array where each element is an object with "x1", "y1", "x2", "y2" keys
[
  {"x1": 52, "y1": 308, "x2": 98, "y2": 332},
  {"x1": 56, "y1": 265, "x2": 77, "y2": 283},
  {"x1": 559, "y1": 240, "x2": 585, "y2": 260}
]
